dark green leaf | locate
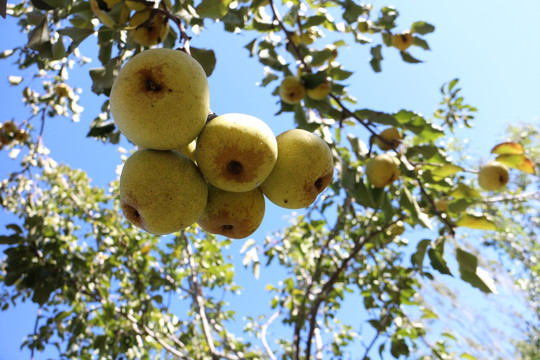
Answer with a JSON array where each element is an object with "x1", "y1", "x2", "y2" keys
[
  {"x1": 413, "y1": 36, "x2": 430, "y2": 50},
  {"x1": 456, "y1": 248, "x2": 497, "y2": 293},
  {"x1": 428, "y1": 247, "x2": 452, "y2": 275},
  {"x1": 301, "y1": 71, "x2": 328, "y2": 89},
  {"x1": 390, "y1": 337, "x2": 410, "y2": 358},
  {"x1": 411, "y1": 21, "x2": 435, "y2": 35},
  {"x1": 399, "y1": 51, "x2": 423, "y2": 64},
  {"x1": 196, "y1": 0, "x2": 232, "y2": 19},
  {"x1": 411, "y1": 239, "x2": 430, "y2": 268},
  {"x1": 27, "y1": 15, "x2": 53, "y2": 58},
  {"x1": 191, "y1": 48, "x2": 217, "y2": 77},
  {"x1": 89, "y1": 57, "x2": 122, "y2": 96},
  {"x1": 343, "y1": 1, "x2": 365, "y2": 23},
  {"x1": 370, "y1": 44, "x2": 383, "y2": 72},
  {"x1": 244, "y1": 38, "x2": 257, "y2": 57}
]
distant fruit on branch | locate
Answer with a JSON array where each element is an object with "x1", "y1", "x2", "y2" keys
[{"x1": 478, "y1": 161, "x2": 509, "y2": 191}]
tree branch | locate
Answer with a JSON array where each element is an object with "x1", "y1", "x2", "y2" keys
[
  {"x1": 483, "y1": 190, "x2": 540, "y2": 203},
  {"x1": 304, "y1": 218, "x2": 404, "y2": 359},
  {"x1": 183, "y1": 235, "x2": 240, "y2": 360}
]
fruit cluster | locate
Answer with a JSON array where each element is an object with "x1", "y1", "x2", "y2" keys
[
  {"x1": 111, "y1": 48, "x2": 334, "y2": 239},
  {"x1": 0, "y1": 121, "x2": 29, "y2": 150}
]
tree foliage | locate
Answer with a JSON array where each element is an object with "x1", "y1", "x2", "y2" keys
[{"x1": 0, "y1": 0, "x2": 538, "y2": 359}]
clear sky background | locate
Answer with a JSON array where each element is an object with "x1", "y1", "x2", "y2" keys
[{"x1": 0, "y1": 0, "x2": 539, "y2": 359}]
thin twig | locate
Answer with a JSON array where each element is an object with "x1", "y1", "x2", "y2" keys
[
  {"x1": 261, "y1": 311, "x2": 280, "y2": 360},
  {"x1": 30, "y1": 306, "x2": 42, "y2": 360}
]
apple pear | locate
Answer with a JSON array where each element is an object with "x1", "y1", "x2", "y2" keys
[
  {"x1": 435, "y1": 197, "x2": 449, "y2": 212},
  {"x1": 307, "y1": 80, "x2": 332, "y2": 100},
  {"x1": 365, "y1": 154, "x2": 400, "y2": 188},
  {"x1": 180, "y1": 139, "x2": 197, "y2": 162},
  {"x1": 195, "y1": 113, "x2": 278, "y2": 192},
  {"x1": 374, "y1": 127, "x2": 402, "y2": 151},
  {"x1": 119, "y1": 149, "x2": 208, "y2": 235},
  {"x1": 110, "y1": 48, "x2": 209, "y2": 150},
  {"x1": 392, "y1": 30, "x2": 414, "y2": 51},
  {"x1": 279, "y1": 76, "x2": 306, "y2": 104},
  {"x1": 198, "y1": 186, "x2": 265, "y2": 239},
  {"x1": 478, "y1": 161, "x2": 509, "y2": 191},
  {"x1": 128, "y1": 8, "x2": 170, "y2": 47},
  {"x1": 260, "y1": 129, "x2": 334, "y2": 209}
]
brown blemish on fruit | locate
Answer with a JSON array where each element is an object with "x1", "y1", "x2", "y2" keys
[
  {"x1": 228, "y1": 160, "x2": 243, "y2": 176},
  {"x1": 215, "y1": 144, "x2": 274, "y2": 184},
  {"x1": 199, "y1": 207, "x2": 254, "y2": 239},
  {"x1": 221, "y1": 224, "x2": 234, "y2": 232},
  {"x1": 121, "y1": 200, "x2": 147, "y2": 231},
  {"x1": 138, "y1": 67, "x2": 167, "y2": 99}
]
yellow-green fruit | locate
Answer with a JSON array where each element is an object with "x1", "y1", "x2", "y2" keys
[
  {"x1": 279, "y1": 76, "x2": 306, "y2": 104},
  {"x1": 261, "y1": 129, "x2": 334, "y2": 209},
  {"x1": 180, "y1": 139, "x2": 197, "y2": 162},
  {"x1": 110, "y1": 48, "x2": 209, "y2": 150},
  {"x1": 198, "y1": 186, "x2": 265, "y2": 239},
  {"x1": 128, "y1": 8, "x2": 169, "y2": 47},
  {"x1": 55, "y1": 83, "x2": 71, "y2": 98},
  {"x1": 388, "y1": 220, "x2": 405, "y2": 236},
  {"x1": 357, "y1": 18, "x2": 370, "y2": 33},
  {"x1": 435, "y1": 197, "x2": 449, "y2": 212},
  {"x1": 392, "y1": 30, "x2": 414, "y2": 51},
  {"x1": 119, "y1": 149, "x2": 208, "y2": 235},
  {"x1": 307, "y1": 80, "x2": 332, "y2": 100},
  {"x1": 195, "y1": 113, "x2": 278, "y2": 192},
  {"x1": 365, "y1": 154, "x2": 400, "y2": 188},
  {"x1": 478, "y1": 161, "x2": 509, "y2": 191},
  {"x1": 375, "y1": 127, "x2": 402, "y2": 151}
]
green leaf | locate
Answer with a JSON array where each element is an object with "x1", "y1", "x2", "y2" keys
[
  {"x1": 89, "y1": 56, "x2": 122, "y2": 96},
  {"x1": 447, "y1": 198, "x2": 475, "y2": 214},
  {"x1": 456, "y1": 213, "x2": 497, "y2": 230},
  {"x1": 428, "y1": 247, "x2": 452, "y2": 275},
  {"x1": 58, "y1": 27, "x2": 94, "y2": 52},
  {"x1": 343, "y1": 1, "x2": 365, "y2": 23},
  {"x1": 390, "y1": 337, "x2": 409, "y2": 358},
  {"x1": 449, "y1": 183, "x2": 482, "y2": 199},
  {"x1": 430, "y1": 164, "x2": 463, "y2": 179},
  {"x1": 191, "y1": 48, "x2": 217, "y2": 77},
  {"x1": 370, "y1": 44, "x2": 383, "y2": 72},
  {"x1": 456, "y1": 248, "x2": 497, "y2": 293},
  {"x1": 244, "y1": 38, "x2": 257, "y2": 57},
  {"x1": 411, "y1": 21, "x2": 435, "y2": 35},
  {"x1": 411, "y1": 239, "x2": 430, "y2": 268},
  {"x1": 413, "y1": 36, "x2": 430, "y2": 50},
  {"x1": 196, "y1": 0, "x2": 232, "y2": 20},
  {"x1": 400, "y1": 187, "x2": 432, "y2": 229},
  {"x1": 27, "y1": 15, "x2": 53, "y2": 58},
  {"x1": 400, "y1": 51, "x2": 423, "y2": 64},
  {"x1": 301, "y1": 71, "x2": 328, "y2": 89}
]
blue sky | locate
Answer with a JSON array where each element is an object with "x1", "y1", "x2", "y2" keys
[{"x1": 1, "y1": 0, "x2": 539, "y2": 358}]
